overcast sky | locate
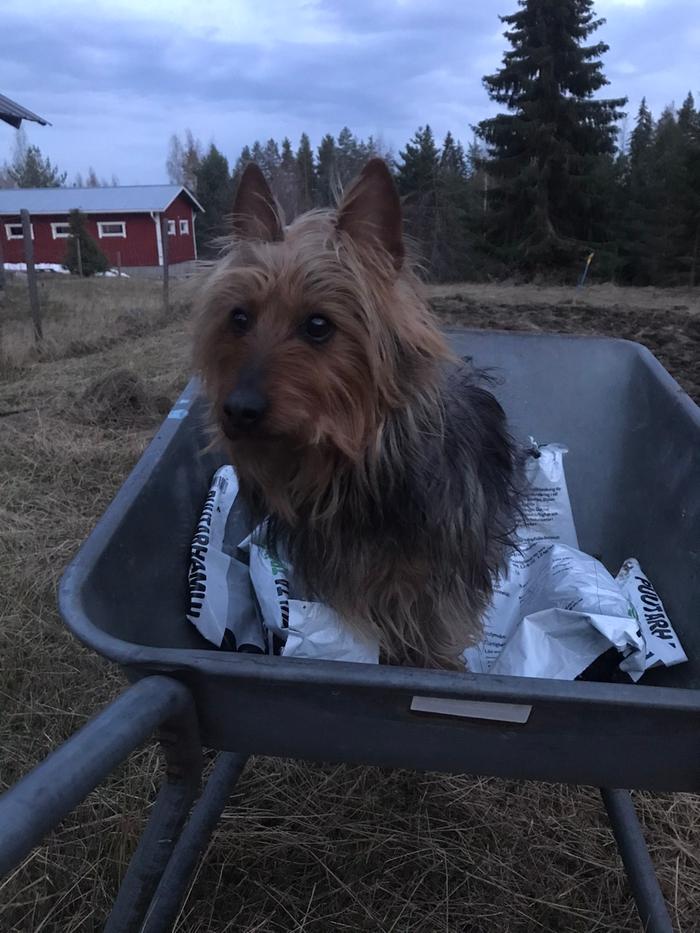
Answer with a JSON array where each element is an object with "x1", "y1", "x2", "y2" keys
[{"x1": 3, "y1": 0, "x2": 698, "y2": 185}]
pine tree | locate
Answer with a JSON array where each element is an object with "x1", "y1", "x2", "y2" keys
[
  {"x1": 275, "y1": 137, "x2": 299, "y2": 222},
  {"x1": 251, "y1": 141, "x2": 265, "y2": 169},
  {"x1": 316, "y1": 134, "x2": 337, "y2": 206},
  {"x1": 9, "y1": 129, "x2": 66, "y2": 187},
  {"x1": 648, "y1": 106, "x2": 688, "y2": 284},
  {"x1": 336, "y1": 127, "x2": 361, "y2": 187},
  {"x1": 260, "y1": 138, "x2": 281, "y2": 183},
  {"x1": 280, "y1": 137, "x2": 295, "y2": 167},
  {"x1": 63, "y1": 210, "x2": 109, "y2": 276},
  {"x1": 477, "y1": 0, "x2": 626, "y2": 273},
  {"x1": 434, "y1": 132, "x2": 472, "y2": 280},
  {"x1": 233, "y1": 145, "x2": 253, "y2": 180},
  {"x1": 396, "y1": 126, "x2": 440, "y2": 268},
  {"x1": 195, "y1": 144, "x2": 233, "y2": 255},
  {"x1": 629, "y1": 98, "x2": 653, "y2": 168},
  {"x1": 619, "y1": 99, "x2": 656, "y2": 283},
  {"x1": 677, "y1": 93, "x2": 700, "y2": 286},
  {"x1": 296, "y1": 133, "x2": 315, "y2": 211},
  {"x1": 396, "y1": 125, "x2": 439, "y2": 197}
]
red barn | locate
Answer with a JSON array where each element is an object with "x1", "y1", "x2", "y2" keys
[{"x1": 0, "y1": 185, "x2": 204, "y2": 270}]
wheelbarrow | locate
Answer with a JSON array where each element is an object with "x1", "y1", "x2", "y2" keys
[{"x1": 1, "y1": 329, "x2": 698, "y2": 932}]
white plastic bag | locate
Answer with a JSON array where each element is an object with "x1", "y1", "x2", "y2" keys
[
  {"x1": 616, "y1": 558, "x2": 687, "y2": 680},
  {"x1": 186, "y1": 466, "x2": 266, "y2": 652},
  {"x1": 246, "y1": 535, "x2": 379, "y2": 664},
  {"x1": 186, "y1": 449, "x2": 686, "y2": 682},
  {"x1": 464, "y1": 446, "x2": 648, "y2": 679}
]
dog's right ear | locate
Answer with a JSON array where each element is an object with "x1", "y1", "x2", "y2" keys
[{"x1": 232, "y1": 163, "x2": 284, "y2": 242}]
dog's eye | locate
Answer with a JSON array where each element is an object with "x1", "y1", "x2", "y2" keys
[
  {"x1": 229, "y1": 307, "x2": 251, "y2": 334},
  {"x1": 302, "y1": 314, "x2": 334, "y2": 344}
]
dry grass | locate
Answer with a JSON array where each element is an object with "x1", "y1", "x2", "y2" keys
[
  {"x1": 1, "y1": 275, "x2": 699, "y2": 932},
  {"x1": 0, "y1": 275, "x2": 187, "y2": 377}
]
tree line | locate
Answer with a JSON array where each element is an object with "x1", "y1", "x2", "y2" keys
[
  {"x1": 3, "y1": 0, "x2": 699, "y2": 286},
  {"x1": 170, "y1": 96, "x2": 700, "y2": 287},
  {"x1": 0, "y1": 128, "x2": 118, "y2": 190}
]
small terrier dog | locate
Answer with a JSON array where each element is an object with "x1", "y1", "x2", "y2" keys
[{"x1": 194, "y1": 159, "x2": 520, "y2": 669}]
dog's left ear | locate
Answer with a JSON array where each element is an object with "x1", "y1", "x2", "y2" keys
[
  {"x1": 337, "y1": 159, "x2": 404, "y2": 270},
  {"x1": 232, "y1": 162, "x2": 284, "y2": 242}
]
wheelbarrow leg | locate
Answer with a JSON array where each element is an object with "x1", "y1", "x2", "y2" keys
[
  {"x1": 104, "y1": 700, "x2": 203, "y2": 933},
  {"x1": 600, "y1": 788, "x2": 673, "y2": 933},
  {"x1": 141, "y1": 752, "x2": 249, "y2": 933}
]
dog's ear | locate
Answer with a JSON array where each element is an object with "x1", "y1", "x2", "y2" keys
[
  {"x1": 337, "y1": 159, "x2": 404, "y2": 270},
  {"x1": 232, "y1": 163, "x2": 284, "y2": 242}
]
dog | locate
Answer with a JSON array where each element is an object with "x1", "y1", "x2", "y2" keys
[{"x1": 193, "y1": 158, "x2": 521, "y2": 669}]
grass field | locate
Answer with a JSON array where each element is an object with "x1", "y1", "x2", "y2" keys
[{"x1": 1, "y1": 273, "x2": 699, "y2": 932}]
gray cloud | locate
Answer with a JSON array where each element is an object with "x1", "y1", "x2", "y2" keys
[{"x1": 2, "y1": 1, "x2": 697, "y2": 184}]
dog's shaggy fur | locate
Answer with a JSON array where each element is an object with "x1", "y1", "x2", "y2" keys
[{"x1": 194, "y1": 159, "x2": 520, "y2": 669}]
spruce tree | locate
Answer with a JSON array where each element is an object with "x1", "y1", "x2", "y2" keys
[
  {"x1": 629, "y1": 98, "x2": 653, "y2": 168},
  {"x1": 63, "y1": 210, "x2": 109, "y2": 276},
  {"x1": 233, "y1": 145, "x2": 253, "y2": 179},
  {"x1": 250, "y1": 141, "x2": 265, "y2": 168},
  {"x1": 316, "y1": 134, "x2": 337, "y2": 206},
  {"x1": 260, "y1": 138, "x2": 281, "y2": 182},
  {"x1": 195, "y1": 144, "x2": 233, "y2": 255},
  {"x1": 9, "y1": 130, "x2": 67, "y2": 187},
  {"x1": 619, "y1": 99, "x2": 656, "y2": 283},
  {"x1": 477, "y1": 0, "x2": 626, "y2": 273},
  {"x1": 396, "y1": 126, "x2": 439, "y2": 196},
  {"x1": 677, "y1": 93, "x2": 700, "y2": 286},
  {"x1": 275, "y1": 137, "x2": 299, "y2": 221},
  {"x1": 435, "y1": 132, "x2": 472, "y2": 280},
  {"x1": 396, "y1": 126, "x2": 440, "y2": 269},
  {"x1": 336, "y1": 127, "x2": 362, "y2": 187},
  {"x1": 296, "y1": 133, "x2": 315, "y2": 211},
  {"x1": 648, "y1": 106, "x2": 687, "y2": 284}
]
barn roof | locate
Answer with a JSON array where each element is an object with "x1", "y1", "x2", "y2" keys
[
  {"x1": 0, "y1": 93, "x2": 49, "y2": 129},
  {"x1": 0, "y1": 185, "x2": 204, "y2": 215}
]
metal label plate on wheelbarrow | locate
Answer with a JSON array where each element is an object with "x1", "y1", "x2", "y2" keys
[{"x1": 58, "y1": 331, "x2": 700, "y2": 792}]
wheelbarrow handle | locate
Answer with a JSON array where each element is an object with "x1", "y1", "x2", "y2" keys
[{"x1": 0, "y1": 675, "x2": 202, "y2": 879}]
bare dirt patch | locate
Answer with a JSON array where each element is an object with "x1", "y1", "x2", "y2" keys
[{"x1": 429, "y1": 283, "x2": 700, "y2": 401}]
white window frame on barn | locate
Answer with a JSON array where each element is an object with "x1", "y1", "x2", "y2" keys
[
  {"x1": 51, "y1": 222, "x2": 71, "y2": 239},
  {"x1": 179, "y1": 219, "x2": 189, "y2": 235},
  {"x1": 5, "y1": 223, "x2": 33, "y2": 240},
  {"x1": 97, "y1": 221, "x2": 126, "y2": 238},
  {"x1": 168, "y1": 220, "x2": 176, "y2": 235}
]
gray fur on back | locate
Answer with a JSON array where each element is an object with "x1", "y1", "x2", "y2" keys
[{"x1": 261, "y1": 359, "x2": 522, "y2": 669}]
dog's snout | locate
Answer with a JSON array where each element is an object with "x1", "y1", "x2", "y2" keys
[{"x1": 223, "y1": 387, "x2": 268, "y2": 432}]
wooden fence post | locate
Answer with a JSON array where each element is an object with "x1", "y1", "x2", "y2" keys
[
  {"x1": 21, "y1": 209, "x2": 42, "y2": 343},
  {"x1": 0, "y1": 226, "x2": 5, "y2": 291},
  {"x1": 161, "y1": 215, "x2": 169, "y2": 313},
  {"x1": 76, "y1": 236, "x2": 83, "y2": 277},
  {"x1": 117, "y1": 250, "x2": 122, "y2": 278}
]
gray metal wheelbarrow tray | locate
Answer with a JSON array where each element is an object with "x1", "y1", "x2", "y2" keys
[
  {"x1": 59, "y1": 328, "x2": 700, "y2": 792},
  {"x1": 1, "y1": 329, "x2": 698, "y2": 933}
]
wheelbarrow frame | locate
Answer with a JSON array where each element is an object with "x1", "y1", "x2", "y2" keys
[
  {"x1": 2, "y1": 329, "x2": 699, "y2": 931},
  {"x1": 0, "y1": 676, "x2": 676, "y2": 932}
]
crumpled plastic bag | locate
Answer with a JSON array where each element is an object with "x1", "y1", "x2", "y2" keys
[{"x1": 186, "y1": 446, "x2": 686, "y2": 682}]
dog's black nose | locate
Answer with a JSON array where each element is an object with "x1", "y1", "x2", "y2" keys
[{"x1": 223, "y1": 388, "x2": 268, "y2": 431}]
